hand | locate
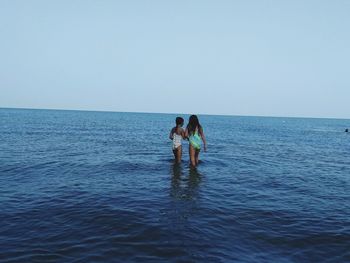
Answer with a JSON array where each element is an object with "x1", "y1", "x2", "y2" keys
[{"x1": 204, "y1": 144, "x2": 207, "y2": 152}]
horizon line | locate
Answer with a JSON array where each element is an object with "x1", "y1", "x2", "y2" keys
[{"x1": 0, "y1": 106, "x2": 349, "y2": 121}]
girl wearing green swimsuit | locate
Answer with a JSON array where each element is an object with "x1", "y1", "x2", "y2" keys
[{"x1": 185, "y1": 115, "x2": 207, "y2": 167}]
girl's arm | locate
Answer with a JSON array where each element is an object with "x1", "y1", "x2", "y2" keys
[
  {"x1": 184, "y1": 128, "x2": 189, "y2": 139},
  {"x1": 169, "y1": 128, "x2": 174, "y2": 140},
  {"x1": 199, "y1": 127, "x2": 207, "y2": 152},
  {"x1": 181, "y1": 128, "x2": 187, "y2": 140}
]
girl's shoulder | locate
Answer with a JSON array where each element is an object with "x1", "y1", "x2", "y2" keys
[{"x1": 173, "y1": 126, "x2": 183, "y2": 135}]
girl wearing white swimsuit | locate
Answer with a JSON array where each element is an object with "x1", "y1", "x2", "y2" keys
[
  {"x1": 169, "y1": 117, "x2": 185, "y2": 163},
  {"x1": 172, "y1": 132, "x2": 183, "y2": 150}
]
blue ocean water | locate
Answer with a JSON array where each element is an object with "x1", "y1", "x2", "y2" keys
[{"x1": 0, "y1": 108, "x2": 349, "y2": 262}]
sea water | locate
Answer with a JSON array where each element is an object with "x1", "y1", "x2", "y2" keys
[{"x1": 0, "y1": 108, "x2": 349, "y2": 262}]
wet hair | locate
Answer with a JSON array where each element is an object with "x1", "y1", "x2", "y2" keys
[
  {"x1": 176, "y1": 117, "x2": 184, "y2": 126},
  {"x1": 346, "y1": 129, "x2": 349, "y2": 132},
  {"x1": 187, "y1": 115, "x2": 202, "y2": 135}
]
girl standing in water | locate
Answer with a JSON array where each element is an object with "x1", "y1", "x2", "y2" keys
[
  {"x1": 185, "y1": 115, "x2": 207, "y2": 167},
  {"x1": 169, "y1": 117, "x2": 185, "y2": 163}
]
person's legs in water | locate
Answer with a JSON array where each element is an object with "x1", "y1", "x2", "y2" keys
[
  {"x1": 177, "y1": 146, "x2": 182, "y2": 163},
  {"x1": 195, "y1": 149, "x2": 200, "y2": 165},
  {"x1": 189, "y1": 144, "x2": 197, "y2": 167},
  {"x1": 175, "y1": 146, "x2": 182, "y2": 163},
  {"x1": 173, "y1": 146, "x2": 182, "y2": 163},
  {"x1": 172, "y1": 149, "x2": 177, "y2": 160}
]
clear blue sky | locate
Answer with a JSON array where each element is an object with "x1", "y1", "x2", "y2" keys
[{"x1": 1, "y1": 0, "x2": 349, "y2": 118}]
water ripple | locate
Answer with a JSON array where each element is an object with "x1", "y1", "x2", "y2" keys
[{"x1": 0, "y1": 109, "x2": 349, "y2": 262}]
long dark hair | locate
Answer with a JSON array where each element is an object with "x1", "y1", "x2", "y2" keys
[{"x1": 187, "y1": 115, "x2": 201, "y2": 135}]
